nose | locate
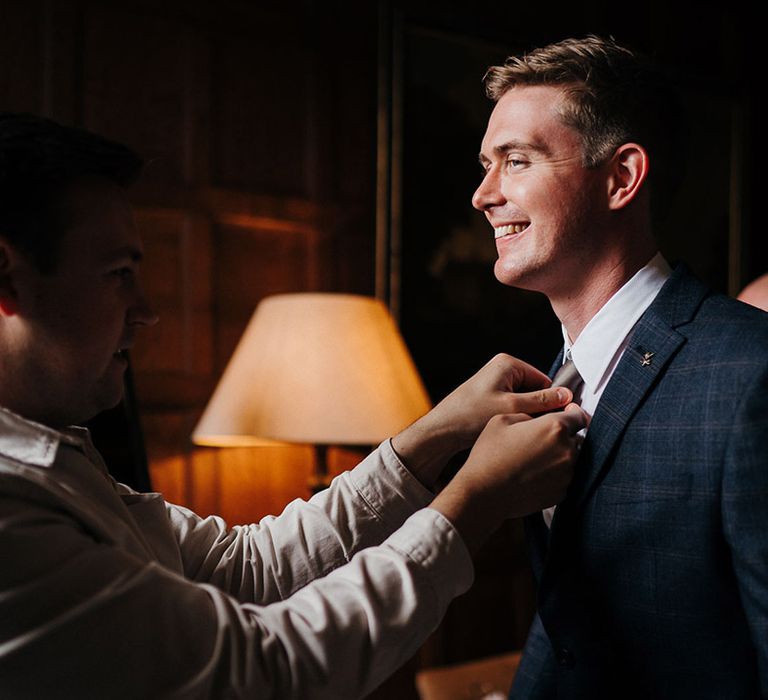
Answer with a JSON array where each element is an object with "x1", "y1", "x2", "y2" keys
[
  {"x1": 127, "y1": 292, "x2": 159, "y2": 328},
  {"x1": 472, "y1": 168, "x2": 505, "y2": 212}
]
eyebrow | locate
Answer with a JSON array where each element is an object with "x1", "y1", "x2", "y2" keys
[{"x1": 478, "y1": 140, "x2": 552, "y2": 164}]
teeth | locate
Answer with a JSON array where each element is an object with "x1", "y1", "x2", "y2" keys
[{"x1": 494, "y1": 223, "x2": 529, "y2": 238}]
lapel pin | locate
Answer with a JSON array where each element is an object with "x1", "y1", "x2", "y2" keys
[{"x1": 641, "y1": 351, "x2": 655, "y2": 367}]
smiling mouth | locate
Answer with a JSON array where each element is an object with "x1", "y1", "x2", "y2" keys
[{"x1": 494, "y1": 223, "x2": 530, "y2": 239}]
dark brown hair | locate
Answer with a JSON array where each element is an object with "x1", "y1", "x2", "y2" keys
[{"x1": 0, "y1": 113, "x2": 142, "y2": 272}]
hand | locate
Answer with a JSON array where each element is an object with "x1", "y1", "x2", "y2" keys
[
  {"x1": 430, "y1": 404, "x2": 587, "y2": 555},
  {"x1": 391, "y1": 354, "x2": 573, "y2": 488}
]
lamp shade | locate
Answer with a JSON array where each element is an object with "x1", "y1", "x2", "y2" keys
[{"x1": 192, "y1": 293, "x2": 431, "y2": 446}]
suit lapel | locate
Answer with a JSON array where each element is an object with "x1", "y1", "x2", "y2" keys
[
  {"x1": 559, "y1": 318, "x2": 685, "y2": 518},
  {"x1": 549, "y1": 265, "x2": 709, "y2": 534}
]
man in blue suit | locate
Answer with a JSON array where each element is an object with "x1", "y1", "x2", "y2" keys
[{"x1": 472, "y1": 35, "x2": 768, "y2": 698}]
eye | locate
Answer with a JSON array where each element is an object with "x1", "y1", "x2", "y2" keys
[{"x1": 506, "y1": 157, "x2": 529, "y2": 169}]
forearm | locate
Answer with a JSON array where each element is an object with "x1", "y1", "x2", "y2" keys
[{"x1": 170, "y1": 440, "x2": 434, "y2": 604}]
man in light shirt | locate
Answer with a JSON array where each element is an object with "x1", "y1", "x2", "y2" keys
[
  {"x1": 0, "y1": 112, "x2": 587, "y2": 698},
  {"x1": 472, "y1": 36, "x2": 768, "y2": 699}
]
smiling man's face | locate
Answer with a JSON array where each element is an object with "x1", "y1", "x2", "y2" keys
[
  {"x1": 6, "y1": 178, "x2": 157, "y2": 427},
  {"x1": 473, "y1": 84, "x2": 612, "y2": 297}
]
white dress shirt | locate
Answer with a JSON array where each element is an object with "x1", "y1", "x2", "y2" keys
[
  {"x1": 543, "y1": 253, "x2": 671, "y2": 526},
  {"x1": 0, "y1": 406, "x2": 473, "y2": 699}
]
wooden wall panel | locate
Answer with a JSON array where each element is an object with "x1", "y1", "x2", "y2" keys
[
  {"x1": 213, "y1": 221, "x2": 318, "y2": 368},
  {"x1": 0, "y1": 0, "x2": 45, "y2": 113},
  {"x1": 211, "y1": 445, "x2": 315, "y2": 523},
  {"x1": 81, "y1": 5, "x2": 195, "y2": 184},
  {"x1": 133, "y1": 211, "x2": 189, "y2": 371},
  {"x1": 147, "y1": 453, "x2": 187, "y2": 505},
  {"x1": 164, "y1": 444, "x2": 366, "y2": 523},
  {"x1": 133, "y1": 209, "x2": 213, "y2": 378},
  {"x1": 210, "y1": 34, "x2": 311, "y2": 195}
]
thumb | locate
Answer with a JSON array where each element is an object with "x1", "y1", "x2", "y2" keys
[{"x1": 503, "y1": 386, "x2": 572, "y2": 415}]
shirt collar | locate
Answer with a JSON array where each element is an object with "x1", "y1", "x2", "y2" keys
[
  {"x1": 0, "y1": 406, "x2": 87, "y2": 468},
  {"x1": 562, "y1": 252, "x2": 672, "y2": 391}
]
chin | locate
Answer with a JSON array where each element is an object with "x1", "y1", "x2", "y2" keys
[
  {"x1": 494, "y1": 260, "x2": 528, "y2": 289},
  {"x1": 102, "y1": 389, "x2": 126, "y2": 413},
  {"x1": 494, "y1": 256, "x2": 553, "y2": 294},
  {"x1": 88, "y1": 383, "x2": 127, "y2": 420}
]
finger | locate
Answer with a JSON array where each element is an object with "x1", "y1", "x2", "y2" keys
[
  {"x1": 564, "y1": 402, "x2": 591, "y2": 426},
  {"x1": 496, "y1": 355, "x2": 551, "y2": 391},
  {"x1": 506, "y1": 386, "x2": 572, "y2": 414},
  {"x1": 558, "y1": 405, "x2": 589, "y2": 433}
]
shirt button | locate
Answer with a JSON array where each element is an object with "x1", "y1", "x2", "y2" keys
[{"x1": 556, "y1": 647, "x2": 575, "y2": 668}]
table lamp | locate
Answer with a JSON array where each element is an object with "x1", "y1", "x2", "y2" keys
[{"x1": 192, "y1": 293, "x2": 431, "y2": 493}]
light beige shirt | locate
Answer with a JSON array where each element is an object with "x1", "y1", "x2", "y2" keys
[{"x1": 0, "y1": 407, "x2": 473, "y2": 699}]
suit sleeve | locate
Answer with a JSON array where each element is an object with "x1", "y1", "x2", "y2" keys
[{"x1": 721, "y1": 363, "x2": 768, "y2": 695}]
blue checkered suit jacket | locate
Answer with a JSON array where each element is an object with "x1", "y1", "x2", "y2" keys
[{"x1": 510, "y1": 265, "x2": 768, "y2": 700}]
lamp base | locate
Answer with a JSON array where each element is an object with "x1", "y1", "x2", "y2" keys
[{"x1": 308, "y1": 444, "x2": 331, "y2": 495}]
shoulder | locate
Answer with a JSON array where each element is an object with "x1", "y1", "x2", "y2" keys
[
  {"x1": 688, "y1": 290, "x2": 768, "y2": 353},
  {"x1": 651, "y1": 265, "x2": 768, "y2": 352}
]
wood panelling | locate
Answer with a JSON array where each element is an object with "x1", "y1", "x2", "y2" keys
[
  {"x1": 133, "y1": 210, "x2": 213, "y2": 374},
  {"x1": 213, "y1": 221, "x2": 318, "y2": 365},
  {"x1": 81, "y1": 5, "x2": 194, "y2": 184},
  {"x1": 210, "y1": 33, "x2": 311, "y2": 195},
  {"x1": 0, "y1": 0, "x2": 45, "y2": 113}
]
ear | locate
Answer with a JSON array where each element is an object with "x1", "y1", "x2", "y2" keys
[
  {"x1": 606, "y1": 143, "x2": 649, "y2": 211},
  {"x1": 0, "y1": 238, "x2": 20, "y2": 317}
]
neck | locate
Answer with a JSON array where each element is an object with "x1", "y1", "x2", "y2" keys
[{"x1": 551, "y1": 246, "x2": 658, "y2": 342}]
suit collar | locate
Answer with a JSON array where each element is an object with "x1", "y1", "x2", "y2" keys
[{"x1": 638, "y1": 262, "x2": 709, "y2": 331}]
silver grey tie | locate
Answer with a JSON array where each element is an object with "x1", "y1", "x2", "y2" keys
[{"x1": 551, "y1": 357, "x2": 583, "y2": 403}]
